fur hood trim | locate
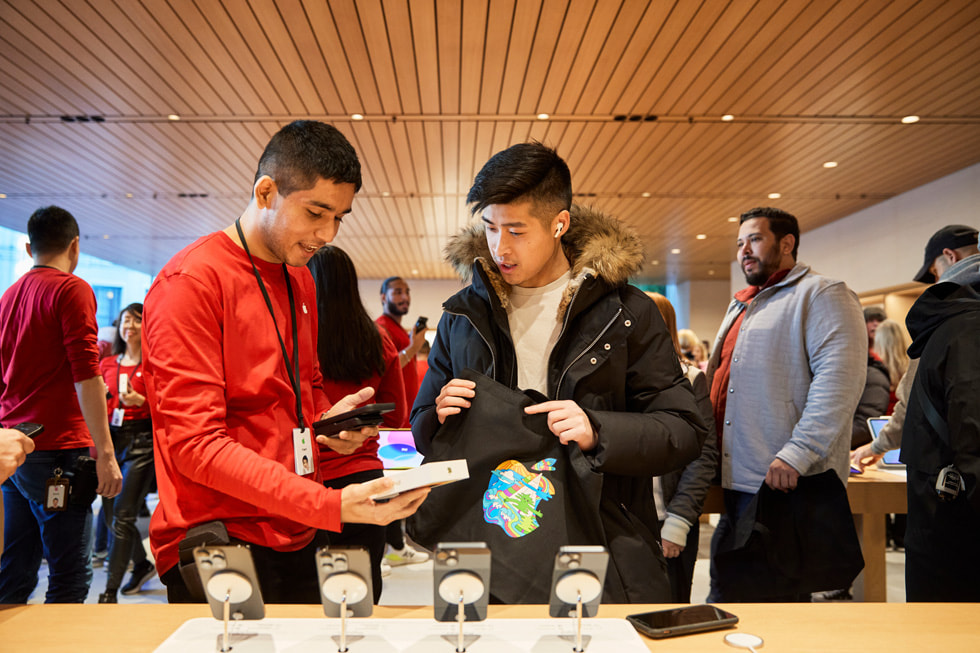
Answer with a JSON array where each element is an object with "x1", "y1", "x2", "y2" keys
[{"x1": 443, "y1": 204, "x2": 645, "y2": 317}]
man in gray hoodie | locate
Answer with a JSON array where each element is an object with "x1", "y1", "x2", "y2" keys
[{"x1": 706, "y1": 207, "x2": 867, "y2": 602}]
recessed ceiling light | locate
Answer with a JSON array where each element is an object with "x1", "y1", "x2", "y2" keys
[
  {"x1": 351, "y1": 113, "x2": 364, "y2": 120},
  {"x1": 536, "y1": 113, "x2": 550, "y2": 120},
  {"x1": 721, "y1": 114, "x2": 735, "y2": 121},
  {"x1": 727, "y1": 216, "x2": 738, "y2": 222},
  {"x1": 103, "y1": 234, "x2": 110, "y2": 239},
  {"x1": 823, "y1": 161, "x2": 838, "y2": 168},
  {"x1": 901, "y1": 115, "x2": 920, "y2": 124},
  {"x1": 167, "y1": 114, "x2": 180, "y2": 121},
  {"x1": 381, "y1": 191, "x2": 390, "y2": 197},
  {"x1": 696, "y1": 234, "x2": 707, "y2": 240},
  {"x1": 671, "y1": 248, "x2": 681, "y2": 254},
  {"x1": 0, "y1": 194, "x2": 6, "y2": 199},
  {"x1": 768, "y1": 192, "x2": 781, "y2": 199},
  {"x1": 125, "y1": 193, "x2": 134, "y2": 198},
  {"x1": 650, "y1": 260, "x2": 660, "y2": 265},
  {"x1": 411, "y1": 269, "x2": 419, "y2": 275},
  {"x1": 641, "y1": 192, "x2": 651, "y2": 198},
  {"x1": 708, "y1": 270, "x2": 716, "y2": 275}
]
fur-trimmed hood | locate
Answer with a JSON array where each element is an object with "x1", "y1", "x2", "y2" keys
[{"x1": 443, "y1": 203, "x2": 645, "y2": 315}]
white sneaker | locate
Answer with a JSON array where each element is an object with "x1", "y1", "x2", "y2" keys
[
  {"x1": 384, "y1": 543, "x2": 430, "y2": 566},
  {"x1": 380, "y1": 559, "x2": 392, "y2": 577}
]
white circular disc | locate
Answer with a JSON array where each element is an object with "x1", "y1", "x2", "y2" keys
[
  {"x1": 437, "y1": 571, "x2": 485, "y2": 604},
  {"x1": 321, "y1": 573, "x2": 369, "y2": 604},
  {"x1": 555, "y1": 571, "x2": 601, "y2": 604},
  {"x1": 725, "y1": 632, "x2": 764, "y2": 649},
  {"x1": 205, "y1": 571, "x2": 253, "y2": 603}
]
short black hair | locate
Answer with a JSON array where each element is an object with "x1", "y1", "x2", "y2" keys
[
  {"x1": 27, "y1": 206, "x2": 79, "y2": 256},
  {"x1": 380, "y1": 276, "x2": 403, "y2": 295},
  {"x1": 740, "y1": 207, "x2": 800, "y2": 260},
  {"x1": 112, "y1": 303, "x2": 144, "y2": 356},
  {"x1": 254, "y1": 121, "x2": 362, "y2": 196},
  {"x1": 466, "y1": 142, "x2": 572, "y2": 222}
]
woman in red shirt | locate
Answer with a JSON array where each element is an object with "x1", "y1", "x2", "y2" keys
[
  {"x1": 97, "y1": 303, "x2": 156, "y2": 603},
  {"x1": 309, "y1": 246, "x2": 407, "y2": 602}
]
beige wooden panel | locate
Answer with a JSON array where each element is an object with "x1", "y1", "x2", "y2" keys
[
  {"x1": 405, "y1": 122, "x2": 432, "y2": 193},
  {"x1": 515, "y1": 0, "x2": 571, "y2": 115},
  {"x1": 455, "y1": 121, "x2": 478, "y2": 195},
  {"x1": 440, "y1": 121, "x2": 460, "y2": 201},
  {"x1": 323, "y1": 0, "x2": 385, "y2": 114},
  {"x1": 556, "y1": 0, "x2": 624, "y2": 111},
  {"x1": 350, "y1": 0, "x2": 402, "y2": 113},
  {"x1": 435, "y1": 0, "x2": 462, "y2": 114},
  {"x1": 423, "y1": 121, "x2": 446, "y2": 194},
  {"x1": 385, "y1": 121, "x2": 417, "y2": 194},
  {"x1": 178, "y1": 0, "x2": 280, "y2": 115},
  {"x1": 301, "y1": 0, "x2": 374, "y2": 114},
  {"x1": 458, "y1": 0, "x2": 490, "y2": 114},
  {"x1": 274, "y1": 0, "x2": 344, "y2": 114},
  {"x1": 409, "y1": 0, "x2": 440, "y2": 114},
  {"x1": 495, "y1": 0, "x2": 543, "y2": 114},
  {"x1": 384, "y1": 0, "x2": 422, "y2": 115},
  {"x1": 535, "y1": 0, "x2": 596, "y2": 113},
  {"x1": 478, "y1": 0, "x2": 516, "y2": 112},
  {"x1": 0, "y1": 47, "x2": 64, "y2": 115},
  {"x1": 355, "y1": 121, "x2": 395, "y2": 193},
  {"x1": 364, "y1": 121, "x2": 403, "y2": 192}
]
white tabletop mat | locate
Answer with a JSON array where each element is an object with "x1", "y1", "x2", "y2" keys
[{"x1": 154, "y1": 617, "x2": 650, "y2": 653}]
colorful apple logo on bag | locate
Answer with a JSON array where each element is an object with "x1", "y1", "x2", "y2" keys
[{"x1": 482, "y1": 458, "x2": 556, "y2": 537}]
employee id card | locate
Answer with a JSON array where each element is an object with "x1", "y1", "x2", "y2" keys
[
  {"x1": 111, "y1": 407, "x2": 126, "y2": 427},
  {"x1": 293, "y1": 427, "x2": 314, "y2": 476},
  {"x1": 46, "y1": 475, "x2": 69, "y2": 512}
]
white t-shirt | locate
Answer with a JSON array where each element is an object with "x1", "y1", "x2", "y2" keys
[{"x1": 506, "y1": 271, "x2": 572, "y2": 394}]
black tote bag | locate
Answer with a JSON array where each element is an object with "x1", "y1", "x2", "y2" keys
[{"x1": 407, "y1": 369, "x2": 605, "y2": 604}]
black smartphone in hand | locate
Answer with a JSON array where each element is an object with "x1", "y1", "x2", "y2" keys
[
  {"x1": 312, "y1": 403, "x2": 395, "y2": 438},
  {"x1": 414, "y1": 316, "x2": 428, "y2": 333},
  {"x1": 12, "y1": 422, "x2": 44, "y2": 439}
]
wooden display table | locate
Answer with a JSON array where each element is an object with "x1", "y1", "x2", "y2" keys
[
  {"x1": 1, "y1": 602, "x2": 976, "y2": 652},
  {"x1": 702, "y1": 468, "x2": 907, "y2": 602}
]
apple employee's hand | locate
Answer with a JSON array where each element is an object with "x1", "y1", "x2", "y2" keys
[
  {"x1": 316, "y1": 386, "x2": 379, "y2": 455},
  {"x1": 525, "y1": 400, "x2": 597, "y2": 451},
  {"x1": 850, "y1": 443, "x2": 882, "y2": 473},
  {"x1": 435, "y1": 378, "x2": 476, "y2": 423},
  {"x1": 340, "y1": 477, "x2": 430, "y2": 525}
]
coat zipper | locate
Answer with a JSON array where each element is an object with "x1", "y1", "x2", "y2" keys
[
  {"x1": 444, "y1": 309, "x2": 496, "y2": 378},
  {"x1": 555, "y1": 307, "x2": 623, "y2": 396}
]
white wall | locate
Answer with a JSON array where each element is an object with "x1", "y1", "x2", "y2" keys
[
  {"x1": 359, "y1": 277, "x2": 465, "y2": 332},
  {"x1": 670, "y1": 279, "x2": 731, "y2": 344},
  {"x1": 730, "y1": 161, "x2": 980, "y2": 297}
]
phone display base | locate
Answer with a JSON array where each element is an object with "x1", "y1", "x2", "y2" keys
[{"x1": 155, "y1": 618, "x2": 649, "y2": 653}]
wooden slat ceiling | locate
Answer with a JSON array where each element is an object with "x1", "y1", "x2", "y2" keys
[{"x1": 1, "y1": 0, "x2": 979, "y2": 284}]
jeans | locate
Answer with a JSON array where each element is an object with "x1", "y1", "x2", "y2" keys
[
  {"x1": 706, "y1": 489, "x2": 755, "y2": 603},
  {"x1": 103, "y1": 421, "x2": 155, "y2": 592},
  {"x1": 0, "y1": 448, "x2": 94, "y2": 603}
]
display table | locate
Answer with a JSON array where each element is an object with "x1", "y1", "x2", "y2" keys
[
  {"x1": 1, "y1": 602, "x2": 977, "y2": 652},
  {"x1": 702, "y1": 468, "x2": 907, "y2": 602}
]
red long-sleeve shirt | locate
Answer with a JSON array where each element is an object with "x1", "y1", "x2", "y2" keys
[
  {"x1": 0, "y1": 267, "x2": 100, "y2": 450},
  {"x1": 100, "y1": 357, "x2": 151, "y2": 422},
  {"x1": 143, "y1": 232, "x2": 340, "y2": 576},
  {"x1": 375, "y1": 314, "x2": 419, "y2": 416}
]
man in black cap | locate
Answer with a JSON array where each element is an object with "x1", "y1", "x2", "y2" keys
[
  {"x1": 902, "y1": 222, "x2": 980, "y2": 600},
  {"x1": 912, "y1": 224, "x2": 980, "y2": 284}
]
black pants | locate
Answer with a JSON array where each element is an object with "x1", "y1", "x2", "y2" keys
[
  {"x1": 322, "y1": 469, "x2": 386, "y2": 603},
  {"x1": 162, "y1": 530, "x2": 333, "y2": 604},
  {"x1": 662, "y1": 519, "x2": 700, "y2": 603},
  {"x1": 103, "y1": 421, "x2": 155, "y2": 592}
]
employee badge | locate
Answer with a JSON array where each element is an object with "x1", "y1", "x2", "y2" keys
[
  {"x1": 293, "y1": 427, "x2": 314, "y2": 476},
  {"x1": 45, "y1": 468, "x2": 69, "y2": 512},
  {"x1": 111, "y1": 407, "x2": 126, "y2": 427}
]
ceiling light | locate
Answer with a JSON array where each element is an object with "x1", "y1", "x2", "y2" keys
[
  {"x1": 125, "y1": 193, "x2": 133, "y2": 198},
  {"x1": 381, "y1": 191, "x2": 390, "y2": 197},
  {"x1": 708, "y1": 270, "x2": 715, "y2": 275},
  {"x1": 650, "y1": 260, "x2": 660, "y2": 265},
  {"x1": 537, "y1": 113, "x2": 550, "y2": 120},
  {"x1": 0, "y1": 194, "x2": 6, "y2": 199},
  {"x1": 901, "y1": 115, "x2": 920, "y2": 124},
  {"x1": 103, "y1": 234, "x2": 110, "y2": 239},
  {"x1": 823, "y1": 161, "x2": 838, "y2": 168},
  {"x1": 727, "y1": 216, "x2": 738, "y2": 222},
  {"x1": 671, "y1": 248, "x2": 681, "y2": 254},
  {"x1": 167, "y1": 114, "x2": 180, "y2": 121},
  {"x1": 721, "y1": 114, "x2": 735, "y2": 121},
  {"x1": 351, "y1": 113, "x2": 364, "y2": 121},
  {"x1": 767, "y1": 192, "x2": 781, "y2": 199},
  {"x1": 696, "y1": 234, "x2": 707, "y2": 240},
  {"x1": 411, "y1": 269, "x2": 419, "y2": 275},
  {"x1": 641, "y1": 192, "x2": 651, "y2": 198}
]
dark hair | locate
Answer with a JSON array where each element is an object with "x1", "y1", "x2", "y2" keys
[
  {"x1": 466, "y1": 142, "x2": 572, "y2": 221},
  {"x1": 254, "y1": 121, "x2": 362, "y2": 196},
  {"x1": 112, "y1": 303, "x2": 144, "y2": 356},
  {"x1": 380, "y1": 276, "x2": 403, "y2": 295},
  {"x1": 27, "y1": 206, "x2": 79, "y2": 256},
  {"x1": 739, "y1": 207, "x2": 800, "y2": 260},
  {"x1": 309, "y1": 246, "x2": 385, "y2": 382}
]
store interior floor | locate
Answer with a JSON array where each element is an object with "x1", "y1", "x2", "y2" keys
[{"x1": 26, "y1": 502, "x2": 907, "y2": 605}]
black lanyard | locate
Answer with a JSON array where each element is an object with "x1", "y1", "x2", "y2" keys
[
  {"x1": 234, "y1": 219, "x2": 304, "y2": 430},
  {"x1": 114, "y1": 355, "x2": 142, "y2": 397}
]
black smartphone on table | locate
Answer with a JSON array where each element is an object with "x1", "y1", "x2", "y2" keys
[
  {"x1": 627, "y1": 604, "x2": 738, "y2": 639},
  {"x1": 312, "y1": 403, "x2": 395, "y2": 438}
]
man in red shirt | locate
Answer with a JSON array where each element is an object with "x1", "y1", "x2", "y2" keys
[
  {"x1": 376, "y1": 277, "x2": 427, "y2": 412},
  {"x1": 143, "y1": 121, "x2": 428, "y2": 604},
  {"x1": 0, "y1": 206, "x2": 122, "y2": 603}
]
